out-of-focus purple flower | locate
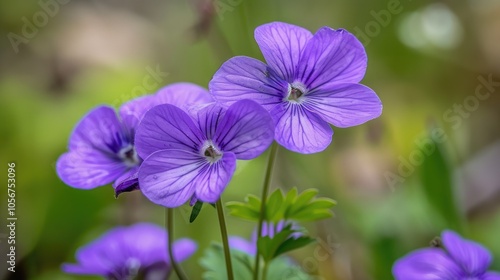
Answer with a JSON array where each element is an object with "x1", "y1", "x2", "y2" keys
[
  {"x1": 209, "y1": 22, "x2": 382, "y2": 154},
  {"x1": 229, "y1": 221, "x2": 301, "y2": 255},
  {"x1": 62, "y1": 223, "x2": 197, "y2": 280},
  {"x1": 135, "y1": 99, "x2": 274, "y2": 208},
  {"x1": 393, "y1": 230, "x2": 500, "y2": 280},
  {"x1": 56, "y1": 83, "x2": 213, "y2": 196}
]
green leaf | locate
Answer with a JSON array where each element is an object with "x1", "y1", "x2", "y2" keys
[
  {"x1": 266, "y1": 189, "x2": 284, "y2": 222},
  {"x1": 274, "y1": 236, "x2": 316, "y2": 258},
  {"x1": 227, "y1": 188, "x2": 336, "y2": 223},
  {"x1": 306, "y1": 198, "x2": 337, "y2": 209},
  {"x1": 292, "y1": 209, "x2": 335, "y2": 222},
  {"x1": 266, "y1": 257, "x2": 313, "y2": 280},
  {"x1": 189, "y1": 201, "x2": 204, "y2": 223},
  {"x1": 284, "y1": 187, "x2": 298, "y2": 206},
  {"x1": 419, "y1": 136, "x2": 462, "y2": 231},
  {"x1": 257, "y1": 225, "x2": 295, "y2": 262},
  {"x1": 284, "y1": 189, "x2": 336, "y2": 222},
  {"x1": 200, "y1": 243, "x2": 254, "y2": 280},
  {"x1": 246, "y1": 194, "x2": 262, "y2": 211},
  {"x1": 290, "y1": 198, "x2": 337, "y2": 222},
  {"x1": 257, "y1": 236, "x2": 273, "y2": 262},
  {"x1": 226, "y1": 202, "x2": 260, "y2": 221},
  {"x1": 287, "y1": 189, "x2": 319, "y2": 215}
]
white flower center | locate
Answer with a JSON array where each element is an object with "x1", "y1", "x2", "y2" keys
[
  {"x1": 118, "y1": 145, "x2": 139, "y2": 167},
  {"x1": 201, "y1": 141, "x2": 223, "y2": 164},
  {"x1": 285, "y1": 82, "x2": 308, "y2": 103}
]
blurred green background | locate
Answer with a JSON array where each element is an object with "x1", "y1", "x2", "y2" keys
[{"x1": 1, "y1": 0, "x2": 500, "y2": 279}]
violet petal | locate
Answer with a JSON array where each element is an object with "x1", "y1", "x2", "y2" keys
[
  {"x1": 296, "y1": 27, "x2": 367, "y2": 90},
  {"x1": 214, "y1": 100, "x2": 274, "y2": 160},
  {"x1": 134, "y1": 104, "x2": 205, "y2": 159},
  {"x1": 304, "y1": 83, "x2": 382, "y2": 128},
  {"x1": 271, "y1": 103, "x2": 333, "y2": 154},
  {"x1": 209, "y1": 56, "x2": 287, "y2": 111},
  {"x1": 254, "y1": 22, "x2": 313, "y2": 81}
]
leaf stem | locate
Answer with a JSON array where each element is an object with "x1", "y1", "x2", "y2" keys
[
  {"x1": 216, "y1": 199, "x2": 234, "y2": 280},
  {"x1": 166, "y1": 208, "x2": 189, "y2": 280},
  {"x1": 253, "y1": 142, "x2": 279, "y2": 280}
]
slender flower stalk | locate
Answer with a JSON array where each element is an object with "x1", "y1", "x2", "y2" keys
[
  {"x1": 253, "y1": 142, "x2": 279, "y2": 280},
  {"x1": 262, "y1": 261, "x2": 269, "y2": 280},
  {"x1": 216, "y1": 199, "x2": 234, "y2": 280},
  {"x1": 166, "y1": 208, "x2": 189, "y2": 280}
]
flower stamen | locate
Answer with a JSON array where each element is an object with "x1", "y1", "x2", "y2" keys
[
  {"x1": 288, "y1": 87, "x2": 304, "y2": 101},
  {"x1": 118, "y1": 145, "x2": 139, "y2": 167},
  {"x1": 202, "y1": 143, "x2": 223, "y2": 163},
  {"x1": 286, "y1": 82, "x2": 308, "y2": 103}
]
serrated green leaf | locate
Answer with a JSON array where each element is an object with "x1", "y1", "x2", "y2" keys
[
  {"x1": 284, "y1": 187, "x2": 298, "y2": 205},
  {"x1": 200, "y1": 243, "x2": 253, "y2": 280},
  {"x1": 289, "y1": 198, "x2": 336, "y2": 222},
  {"x1": 284, "y1": 189, "x2": 336, "y2": 222},
  {"x1": 189, "y1": 201, "x2": 204, "y2": 223},
  {"x1": 246, "y1": 194, "x2": 261, "y2": 211},
  {"x1": 227, "y1": 188, "x2": 335, "y2": 223},
  {"x1": 290, "y1": 198, "x2": 336, "y2": 215},
  {"x1": 266, "y1": 189, "x2": 284, "y2": 222},
  {"x1": 274, "y1": 236, "x2": 316, "y2": 258},
  {"x1": 287, "y1": 189, "x2": 319, "y2": 215},
  {"x1": 226, "y1": 202, "x2": 260, "y2": 221},
  {"x1": 267, "y1": 257, "x2": 313, "y2": 280},
  {"x1": 307, "y1": 198, "x2": 337, "y2": 209},
  {"x1": 292, "y1": 209, "x2": 334, "y2": 222}
]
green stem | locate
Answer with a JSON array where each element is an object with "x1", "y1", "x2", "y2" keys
[
  {"x1": 261, "y1": 261, "x2": 269, "y2": 280},
  {"x1": 166, "y1": 208, "x2": 188, "y2": 280},
  {"x1": 253, "y1": 142, "x2": 279, "y2": 280},
  {"x1": 216, "y1": 199, "x2": 234, "y2": 280}
]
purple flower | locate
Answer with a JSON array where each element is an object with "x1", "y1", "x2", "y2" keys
[
  {"x1": 135, "y1": 99, "x2": 274, "y2": 207},
  {"x1": 62, "y1": 223, "x2": 197, "y2": 279},
  {"x1": 56, "y1": 83, "x2": 213, "y2": 195},
  {"x1": 229, "y1": 221, "x2": 301, "y2": 256},
  {"x1": 209, "y1": 22, "x2": 382, "y2": 154},
  {"x1": 393, "y1": 230, "x2": 500, "y2": 280}
]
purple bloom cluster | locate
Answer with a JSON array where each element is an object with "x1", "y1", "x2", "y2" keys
[
  {"x1": 52, "y1": 20, "x2": 500, "y2": 280},
  {"x1": 393, "y1": 230, "x2": 500, "y2": 280},
  {"x1": 57, "y1": 83, "x2": 212, "y2": 195},
  {"x1": 210, "y1": 22, "x2": 382, "y2": 153},
  {"x1": 57, "y1": 22, "x2": 382, "y2": 205},
  {"x1": 62, "y1": 223, "x2": 197, "y2": 279}
]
